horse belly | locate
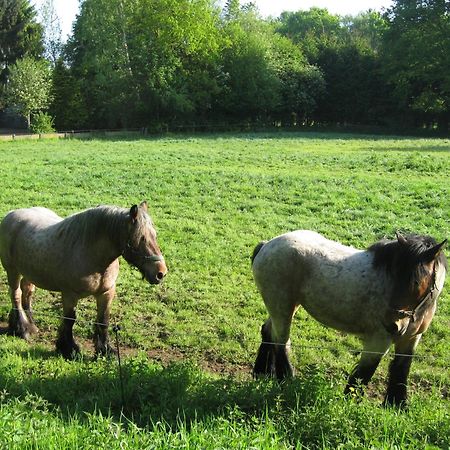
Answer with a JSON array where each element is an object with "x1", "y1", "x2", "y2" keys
[
  {"x1": 299, "y1": 272, "x2": 385, "y2": 335},
  {"x1": 301, "y1": 295, "x2": 376, "y2": 335},
  {"x1": 20, "y1": 258, "x2": 119, "y2": 296}
]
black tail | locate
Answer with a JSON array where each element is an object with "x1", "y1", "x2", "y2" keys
[{"x1": 251, "y1": 241, "x2": 267, "y2": 265}]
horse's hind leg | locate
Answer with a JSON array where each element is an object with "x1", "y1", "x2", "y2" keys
[
  {"x1": 93, "y1": 287, "x2": 116, "y2": 357},
  {"x1": 271, "y1": 312, "x2": 296, "y2": 381},
  {"x1": 253, "y1": 319, "x2": 276, "y2": 378},
  {"x1": 344, "y1": 334, "x2": 391, "y2": 397},
  {"x1": 56, "y1": 292, "x2": 80, "y2": 359},
  {"x1": 383, "y1": 334, "x2": 421, "y2": 408},
  {"x1": 254, "y1": 305, "x2": 297, "y2": 381},
  {"x1": 20, "y1": 279, "x2": 38, "y2": 335},
  {"x1": 6, "y1": 271, "x2": 34, "y2": 340}
]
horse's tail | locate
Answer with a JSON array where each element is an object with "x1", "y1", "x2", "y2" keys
[{"x1": 251, "y1": 241, "x2": 267, "y2": 265}]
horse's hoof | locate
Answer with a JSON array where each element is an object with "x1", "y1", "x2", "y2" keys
[
  {"x1": 382, "y1": 396, "x2": 408, "y2": 410},
  {"x1": 7, "y1": 325, "x2": 34, "y2": 341},
  {"x1": 58, "y1": 348, "x2": 81, "y2": 360},
  {"x1": 8, "y1": 329, "x2": 29, "y2": 341},
  {"x1": 56, "y1": 339, "x2": 81, "y2": 360},
  {"x1": 94, "y1": 345, "x2": 117, "y2": 359}
]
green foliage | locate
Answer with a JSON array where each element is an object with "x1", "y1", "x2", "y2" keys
[
  {"x1": 268, "y1": 35, "x2": 325, "y2": 124},
  {"x1": 34, "y1": 1, "x2": 446, "y2": 132},
  {"x1": 38, "y1": 0, "x2": 63, "y2": 65},
  {"x1": 382, "y1": 0, "x2": 450, "y2": 129},
  {"x1": 277, "y1": 8, "x2": 346, "y2": 61},
  {"x1": 0, "y1": 0, "x2": 44, "y2": 85},
  {"x1": 344, "y1": 10, "x2": 388, "y2": 53},
  {"x1": 30, "y1": 111, "x2": 55, "y2": 133},
  {"x1": 219, "y1": 9, "x2": 280, "y2": 119},
  {"x1": 0, "y1": 133, "x2": 449, "y2": 447},
  {"x1": 277, "y1": 7, "x2": 391, "y2": 126},
  {"x1": 5, "y1": 56, "x2": 52, "y2": 128},
  {"x1": 66, "y1": 0, "x2": 223, "y2": 128},
  {"x1": 49, "y1": 59, "x2": 88, "y2": 130}
]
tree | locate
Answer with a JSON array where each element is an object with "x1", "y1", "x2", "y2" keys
[
  {"x1": 66, "y1": 0, "x2": 223, "y2": 128},
  {"x1": 277, "y1": 8, "x2": 345, "y2": 62},
  {"x1": 268, "y1": 34, "x2": 325, "y2": 125},
  {"x1": 218, "y1": 3, "x2": 280, "y2": 121},
  {"x1": 49, "y1": 58, "x2": 87, "y2": 130},
  {"x1": 38, "y1": 0, "x2": 63, "y2": 65},
  {"x1": 382, "y1": 0, "x2": 450, "y2": 129},
  {"x1": 343, "y1": 10, "x2": 387, "y2": 53},
  {"x1": 0, "y1": 0, "x2": 43, "y2": 84},
  {"x1": 6, "y1": 56, "x2": 52, "y2": 128},
  {"x1": 277, "y1": 7, "x2": 391, "y2": 125}
]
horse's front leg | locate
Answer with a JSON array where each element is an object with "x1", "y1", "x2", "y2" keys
[
  {"x1": 344, "y1": 334, "x2": 391, "y2": 397},
  {"x1": 383, "y1": 334, "x2": 421, "y2": 409},
  {"x1": 93, "y1": 287, "x2": 116, "y2": 357},
  {"x1": 56, "y1": 292, "x2": 80, "y2": 359},
  {"x1": 20, "y1": 279, "x2": 39, "y2": 335}
]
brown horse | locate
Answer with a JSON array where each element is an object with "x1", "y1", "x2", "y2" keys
[
  {"x1": 252, "y1": 231, "x2": 447, "y2": 407},
  {"x1": 0, "y1": 201, "x2": 167, "y2": 359}
]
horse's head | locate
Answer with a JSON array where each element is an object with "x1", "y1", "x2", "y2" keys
[
  {"x1": 122, "y1": 201, "x2": 167, "y2": 284},
  {"x1": 393, "y1": 233, "x2": 447, "y2": 307},
  {"x1": 372, "y1": 233, "x2": 447, "y2": 335}
]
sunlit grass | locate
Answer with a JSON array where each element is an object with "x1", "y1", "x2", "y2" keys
[{"x1": 0, "y1": 132, "x2": 449, "y2": 448}]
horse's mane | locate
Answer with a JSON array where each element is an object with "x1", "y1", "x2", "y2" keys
[
  {"x1": 57, "y1": 205, "x2": 129, "y2": 248},
  {"x1": 368, "y1": 234, "x2": 448, "y2": 289}
]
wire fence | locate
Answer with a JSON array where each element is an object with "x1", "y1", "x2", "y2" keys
[
  {"x1": 6, "y1": 306, "x2": 450, "y2": 363},
  {"x1": 2, "y1": 304, "x2": 449, "y2": 409}
]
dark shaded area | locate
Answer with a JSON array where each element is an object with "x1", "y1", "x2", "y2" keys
[{"x1": 0, "y1": 341, "x2": 334, "y2": 430}]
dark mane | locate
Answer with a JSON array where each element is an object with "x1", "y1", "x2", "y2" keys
[
  {"x1": 57, "y1": 205, "x2": 129, "y2": 248},
  {"x1": 369, "y1": 234, "x2": 447, "y2": 268},
  {"x1": 368, "y1": 234, "x2": 448, "y2": 294}
]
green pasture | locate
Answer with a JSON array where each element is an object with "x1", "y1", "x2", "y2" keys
[{"x1": 0, "y1": 133, "x2": 449, "y2": 449}]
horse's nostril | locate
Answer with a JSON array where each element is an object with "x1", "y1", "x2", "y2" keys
[{"x1": 156, "y1": 271, "x2": 165, "y2": 280}]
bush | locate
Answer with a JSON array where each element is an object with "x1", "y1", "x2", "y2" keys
[{"x1": 30, "y1": 112, "x2": 55, "y2": 134}]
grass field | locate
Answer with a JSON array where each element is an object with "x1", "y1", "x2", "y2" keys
[{"x1": 0, "y1": 132, "x2": 449, "y2": 448}]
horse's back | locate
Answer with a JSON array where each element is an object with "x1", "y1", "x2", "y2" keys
[
  {"x1": 252, "y1": 230, "x2": 359, "y2": 267},
  {"x1": 252, "y1": 230, "x2": 386, "y2": 333},
  {"x1": 252, "y1": 230, "x2": 362, "y2": 291},
  {"x1": 1, "y1": 207, "x2": 61, "y2": 233}
]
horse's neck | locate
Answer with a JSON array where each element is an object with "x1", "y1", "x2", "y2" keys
[
  {"x1": 60, "y1": 207, "x2": 128, "y2": 261},
  {"x1": 94, "y1": 208, "x2": 129, "y2": 252}
]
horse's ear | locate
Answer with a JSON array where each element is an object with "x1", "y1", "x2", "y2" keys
[
  {"x1": 420, "y1": 239, "x2": 447, "y2": 263},
  {"x1": 130, "y1": 204, "x2": 139, "y2": 222},
  {"x1": 396, "y1": 232, "x2": 408, "y2": 245},
  {"x1": 139, "y1": 200, "x2": 148, "y2": 212}
]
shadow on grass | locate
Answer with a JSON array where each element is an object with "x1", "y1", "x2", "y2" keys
[{"x1": 0, "y1": 340, "x2": 334, "y2": 430}]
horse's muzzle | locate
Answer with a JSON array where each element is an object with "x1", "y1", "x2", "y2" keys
[{"x1": 144, "y1": 260, "x2": 168, "y2": 284}]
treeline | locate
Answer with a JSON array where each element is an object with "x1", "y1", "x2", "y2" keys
[{"x1": 1, "y1": 0, "x2": 449, "y2": 132}]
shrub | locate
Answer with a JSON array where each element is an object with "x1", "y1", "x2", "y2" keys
[{"x1": 30, "y1": 112, "x2": 55, "y2": 134}]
